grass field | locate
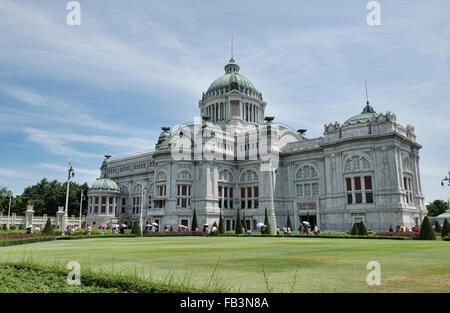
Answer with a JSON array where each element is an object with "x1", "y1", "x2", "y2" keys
[{"x1": 0, "y1": 236, "x2": 449, "y2": 292}]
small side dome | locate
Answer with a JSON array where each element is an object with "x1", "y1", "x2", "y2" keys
[
  {"x1": 345, "y1": 103, "x2": 376, "y2": 123},
  {"x1": 90, "y1": 178, "x2": 120, "y2": 192}
]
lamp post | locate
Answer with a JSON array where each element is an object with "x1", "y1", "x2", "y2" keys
[
  {"x1": 7, "y1": 196, "x2": 11, "y2": 230},
  {"x1": 79, "y1": 190, "x2": 85, "y2": 229},
  {"x1": 64, "y1": 161, "x2": 75, "y2": 229}
]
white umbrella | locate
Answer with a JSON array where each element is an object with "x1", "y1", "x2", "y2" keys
[
  {"x1": 152, "y1": 222, "x2": 158, "y2": 226},
  {"x1": 145, "y1": 224, "x2": 152, "y2": 227},
  {"x1": 302, "y1": 221, "x2": 311, "y2": 226},
  {"x1": 203, "y1": 223, "x2": 209, "y2": 226},
  {"x1": 256, "y1": 223, "x2": 265, "y2": 228}
]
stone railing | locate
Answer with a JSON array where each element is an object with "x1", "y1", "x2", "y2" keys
[{"x1": 0, "y1": 205, "x2": 86, "y2": 228}]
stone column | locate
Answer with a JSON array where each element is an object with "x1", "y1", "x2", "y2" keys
[
  {"x1": 57, "y1": 206, "x2": 66, "y2": 230},
  {"x1": 25, "y1": 205, "x2": 34, "y2": 228}
]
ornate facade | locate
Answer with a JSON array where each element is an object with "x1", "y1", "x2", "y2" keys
[{"x1": 87, "y1": 58, "x2": 427, "y2": 232}]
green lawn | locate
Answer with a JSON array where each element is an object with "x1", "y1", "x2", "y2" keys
[{"x1": 0, "y1": 236, "x2": 449, "y2": 292}]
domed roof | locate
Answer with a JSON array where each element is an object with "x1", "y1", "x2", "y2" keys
[
  {"x1": 345, "y1": 103, "x2": 377, "y2": 123},
  {"x1": 90, "y1": 178, "x2": 120, "y2": 192},
  {"x1": 206, "y1": 58, "x2": 259, "y2": 94}
]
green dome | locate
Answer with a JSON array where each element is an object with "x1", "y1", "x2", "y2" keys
[
  {"x1": 206, "y1": 59, "x2": 259, "y2": 94},
  {"x1": 90, "y1": 178, "x2": 120, "y2": 192},
  {"x1": 345, "y1": 103, "x2": 376, "y2": 123}
]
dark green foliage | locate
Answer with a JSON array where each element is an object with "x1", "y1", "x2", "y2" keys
[
  {"x1": 191, "y1": 209, "x2": 198, "y2": 231},
  {"x1": 131, "y1": 221, "x2": 142, "y2": 236},
  {"x1": 434, "y1": 221, "x2": 442, "y2": 233},
  {"x1": 9, "y1": 225, "x2": 16, "y2": 230},
  {"x1": 359, "y1": 221, "x2": 368, "y2": 236},
  {"x1": 442, "y1": 219, "x2": 450, "y2": 238},
  {"x1": 351, "y1": 223, "x2": 359, "y2": 235},
  {"x1": 420, "y1": 216, "x2": 436, "y2": 240},
  {"x1": 218, "y1": 212, "x2": 224, "y2": 234},
  {"x1": 2, "y1": 224, "x2": 7, "y2": 231},
  {"x1": 169, "y1": 225, "x2": 174, "y2": 232},
  {"x1": 43, "y1": 218, "x2": 54, "y2": 235},
  {"x1": 287, "y1": 213, "x2": 293, "y2": 230},
  {"x1": 0, "y1": 235, "x2": 56, "y2": 247},
  {"x1": 426, "y1": 200, "x2": 449, "y2": 217},
  {"x1": 263, "y1": 208, "x2": 271, "y2": 235},
  {"x1": 235, "y1": 209, "x2": 243, "y2": 234}
]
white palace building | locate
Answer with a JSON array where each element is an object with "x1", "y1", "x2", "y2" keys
[{"x1": 86, "y1": 57, "x2": 427, "y2": 232}]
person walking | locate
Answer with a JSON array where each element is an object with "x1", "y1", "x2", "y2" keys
[{"x1": 276, "y1": 227, "x2": 280, "y2": 235}]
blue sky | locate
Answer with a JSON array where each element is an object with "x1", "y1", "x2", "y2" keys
[{"x1": 0, "y1": 0, "x2": 449, "y2": 202}]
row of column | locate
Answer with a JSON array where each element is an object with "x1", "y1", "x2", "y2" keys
[
  {"x1": 242, "y1": 102, "x2": 262, "y2": 123},
  {"x1": 206, "y1": 102, "x2": 227, "y2": 122}
]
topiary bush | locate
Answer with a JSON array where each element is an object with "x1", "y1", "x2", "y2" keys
[
  {"x1": 434, "y1": 221, "x2": 442, "y2": 233},
  {"x1": 131, "y1": 221, "x2": 142, "y2": 236},
  {"x1": 287, "y1": 213, "x2": 293, "y2": 231},
  {"x1": 263, "y1": 208, "x2": 271, "y2": 235},
  {"x1": 9, "y1": 225, "x2": 16, "y2": 230},
  {"x1": 442, "y1": 219, "x2": 450, "y2": 238},
  {"x1": 43, "y1": 218, "x2": 54, "y2": 235},
  {"x1": 169, "y1": 225, "x2": 174, "y2": 232},
  {"x1": 359, "y1": 221, "x2": 368, "y2": 236},
  {"x1": 235, "y1": 209, "x2": 243, "y2": 234},
  {"x1": 351, "y1": 223, "x2": 359, "y2": 235},
  {"x1": 218, "y1": 212, "x2": 224, "y2": 234},
  {"x1": 191, "y1": 209, "x2": 198, "y2": 231},
  {"x1": 420, "y1": 216, "x2": 436, "y2": 240}
]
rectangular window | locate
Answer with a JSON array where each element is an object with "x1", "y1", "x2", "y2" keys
[
  {"x1": 354, "y1": 177, "x2": 361, "y2": 190},
  {"x1": 254, "y1": 186, "x2": 258, "y2": 197},
  {"x1": 218, "y1": 186, "x2": 222, "y2": 197},
  {"x1": 366, "y1": 192, "x2": 373, "y2": 203},
  {"x1": 241, "y1": 188, "x2": 245, "y2": 198},
  {"x1": 346, "y1": 178, "x2": 352, "y2": 191},
  {"x1": 312, "y1": 183, "x2": 319, "y2": 196},
  {"x1": 304, "y1": 184, "x2": 311, "y2": 197},
  {"x1": 247, "y1": 187, "x2": 252, "y2": 198},
  {"x1": 364, "y1": 176, "x2": 372, "y2": 190},
  {"x1": 95, "y1": 197, "x2": 99, "y2": 204},
  {"x1": 355, "y1": 193, "x2": 362, "y2": 204},
  {"x1": 241, "y1": 201, "x2": 245, "y2": 209},
  {"x1": 347, "y1": 194, "x2": 353, "y2": 204},
  {"x1": 230, "y1": 187, "x2": 233, "y2": 198}
]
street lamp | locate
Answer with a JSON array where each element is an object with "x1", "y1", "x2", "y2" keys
[
  {"x1": 79, "y1": 189, "x2": 85, "y2": 229},
  {"x1": 64, "y1": 161, "x2": 75, "y2": 219},
  {"x1": 441, "y1": 171, "x2": 450, "y2": 187},
  {"x1": 7, "y1": 196, "x2": 12, "y2": 230}
]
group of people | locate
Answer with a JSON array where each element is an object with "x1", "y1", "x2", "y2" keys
[{"x1": 276, "y1": 226, "x2": 292, "y2": 235}]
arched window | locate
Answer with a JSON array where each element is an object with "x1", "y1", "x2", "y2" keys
[
  {"x1": 343, "y1": 155, "x2": 374, "y2": 205},
  {"x1": 295, "y1": 165, "x2": 319, "y2": 198}
]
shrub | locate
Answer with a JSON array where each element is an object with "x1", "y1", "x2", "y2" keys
[
  {"x1": 287, "y1": 213, "x2": 293, "y2": 230},
  {"x1": 131, "y1": 222, "x2": 142, "y2": 236},
  {"x1": 43, "y1": 218, "x2": 54, "y2": 235},
  {"x1": 241, "y1": 211, "x2": 247, "y2": 234},
  {"x1": 191, "y1": 209, "x2": 198, "y2": 231},
  {"x1": 235, "y1": 209, "x2": 243, "y2": 234},
  {"x1": 359, "y1": 221, "x2": 368, "y2": 236},
  {"x1": 263, "y1": 208, "x2": 271, "y2": 235},
  {"x1": 434, "y1": 221, "x2": 442, "y2": 233},
  {"x1": 350, "y1": 223, "x2": 359, "y2": 235},
  {"x1": 442, "y1": 219, "x2": 450, "y2": 238},
  {"x1": 10, "y1": 224, "x2": 16, "y2": 230},
  {"x1": 420, "y1": 216, "x2": 436, "y2": 240},
  {"x1": 218, "y1": 211, "x2": 224, "y2": 234},
  {"x1": 169, "y1": 225, "x2": 174, "y2": 232},
  {"x1": 2, "y1": 224, "x2": 6, "y2": 231}
]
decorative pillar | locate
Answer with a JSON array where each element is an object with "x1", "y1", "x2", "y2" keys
[
  {"x1": 25, "y1": 205, "x2": 34, "y2": 228},
  {"x1": 57, "y1": 206, "x2": 67, "y2": 230}
]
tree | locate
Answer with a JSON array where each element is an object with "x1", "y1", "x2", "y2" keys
[
  {"x1": 218, "y1": 211, "x2": 224, "y2": 234},
  {"x1": 351, "y1": 223, "x2": 359, "y2": 235},
  {"x1": 359, "y1": 221, "x2": 368, "y2": 235},
  {"x1": 420, "y1": 216, "x2": 436, "y2": 240},
  {"x1": 426, "y1": 200, "x2": 449, "y2": 217},
  {"x1": 434, "y1": 221, "x2": 442, "y2": 233},
  {"x1": 242, "y1": 211, "x2": 247, "y2": 234},
  {"x1": 263, "y1": 208, "x2": 271, "y2": 235},
  {"x1": 442, "y1": 219, "x2": 450, "y2": 238},
  {"x1": 212, "y1": 221, "x2": 218, "y2": 236},
  {"x1": 235, "y1": 209, "x2": 243, "y2": 234},
  {"x1": 169, "y1": 225, "x2": 174, "y2": 232},
  {"x1": 191, "y1": 208, "x2": 198, "y2": 231},
  {"x1": 287, "y1": 213, "x2": 293, "y2": 230},
  {"x1": 42, "y1": 218, "x2": 54, "y2": 235},
  {"x1": 131, "y1": 221, "x2": 142, "y2": 236}
]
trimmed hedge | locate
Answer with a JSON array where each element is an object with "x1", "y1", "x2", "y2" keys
[
  {"x1": 56, "y1": 234, "x2": 137, "y2": 240},
  {"x1": 0, "y1": 235, "x2": 56, "y2": 247}
]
